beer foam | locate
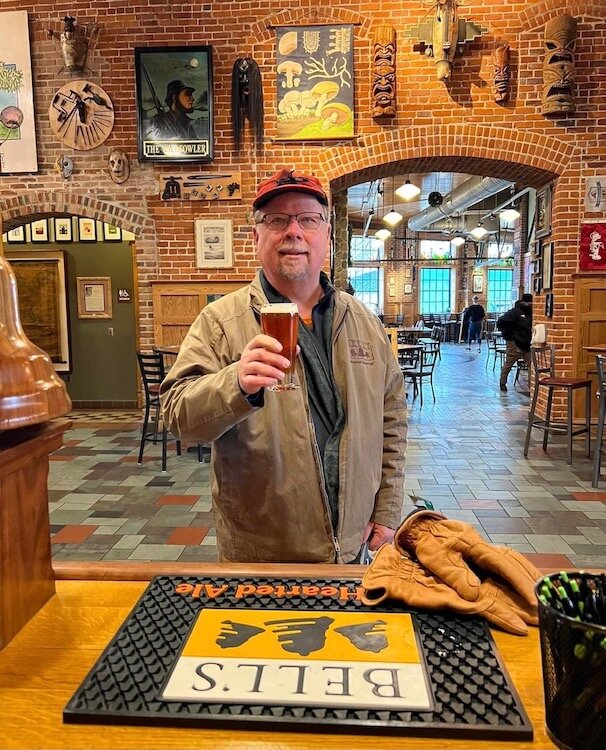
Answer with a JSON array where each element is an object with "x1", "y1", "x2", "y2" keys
[{"x1": 260, "y1": 303, "x2": 298, "y2": 314}]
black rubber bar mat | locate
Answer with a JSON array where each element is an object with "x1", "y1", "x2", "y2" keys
[{"x1": 64, "y1": 575, "x2": 533, "y2": 740}]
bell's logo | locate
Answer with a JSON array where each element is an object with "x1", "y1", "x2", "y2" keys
[{"x1": 348, "y1": 339, "x2": 374, "y2": 364}]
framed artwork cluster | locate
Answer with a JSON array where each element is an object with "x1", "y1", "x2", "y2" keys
[
  {"x1": 3, "y1": 218, "x2": 123, "y2": 243},
  {"x1": 531, "y1": 239, "x2": 554, "y2": 293}
]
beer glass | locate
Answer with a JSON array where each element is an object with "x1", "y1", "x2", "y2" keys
[{"x1": 260, "y1": 303, "x2": 300, "y2": 391}]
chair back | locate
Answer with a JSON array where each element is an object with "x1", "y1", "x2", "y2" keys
[
  {"x1": 420, "y1": 346, "x2": 439, "y2": 373},
  {"x1": 137, "y1": 351, "x2": 165, "y2": 397},
  {"x1": 531, "y1": 344, "x2": 555, "y2": 378}
]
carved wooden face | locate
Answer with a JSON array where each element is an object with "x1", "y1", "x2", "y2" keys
[{"x1": 108, "y1": 149, "x2": 129, "y2": 184}]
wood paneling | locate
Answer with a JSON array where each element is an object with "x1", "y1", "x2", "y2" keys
[
  {"x1": 151, "y1": 281, "x2": 246, "y2": 347},
  {"x1": 573, "y1": 274, "x2": 606, "y2": 419},
  {"x1": 0, "y1": 420, "x2": 70, "y2": 649}
]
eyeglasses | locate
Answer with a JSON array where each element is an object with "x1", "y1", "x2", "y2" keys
[{"x1": 256, "y1": 212, "x2": 326, "y2": 232}]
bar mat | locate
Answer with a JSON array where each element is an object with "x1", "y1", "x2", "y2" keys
[{"x1": 64, "y1": 575, "x2": 532, "y2": 740}]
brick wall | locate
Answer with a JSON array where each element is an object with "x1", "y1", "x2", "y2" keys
[{"x1": 0, "y1": 1, "x2": 604, "y2": 364}]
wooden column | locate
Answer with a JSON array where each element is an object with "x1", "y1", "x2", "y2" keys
[{"x1": 0, "y1": 419, "x2": 70, "y2": 650}]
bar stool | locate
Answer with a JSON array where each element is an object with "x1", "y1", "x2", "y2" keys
[
  {"x1": 524, "y1": 345, "x2": 592, "y2": 465},
  {"x1": 592, "y1": 354, "x2": 606, "y2": 487}
]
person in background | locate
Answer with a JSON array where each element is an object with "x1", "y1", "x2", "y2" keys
[
  {"x1": 160, "y1": 168, "x2": 407, "y2": 564},
  {"x1": 464, "y1": 295, "x2": 485, "y2": 351},
  {"x1": 497, "y1": 293, "x2": 533, "y2": 393}
]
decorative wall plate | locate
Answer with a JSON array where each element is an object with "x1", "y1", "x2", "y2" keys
[{"x1": 49, "y1": 80, "x2": 114, "y2": 150}]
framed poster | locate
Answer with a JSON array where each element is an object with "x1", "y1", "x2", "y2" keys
[
  {"x1": 472, "y1": 274, "x2": 483, "y2": 293},
  {"x1": 542, "y1": 241, "x2": 553, "y2": 290},
  {"x1": 275, "y1": 25, "x2": 354, "y2": 140},
  {"x1": 535, "y1": 184, "x2": 552, "y2": 238},
  {"x1": 579, "y1": 222, "x2": 606, "y2": 271},
  {"x1": 54, "y1": 217, "x2": 72, "y2": 242},
  {"x1": 77, "y1": 276, "x2": 112, "y2": 319},
  {"x1": 585, "y1": 177, "x2": 606, "y2": 212},
  {"x1": 6, "y1": 225, "x2": 25, "y2": 243},
  {"x1": 78, "y1": 217, "x2": 97, "y2": 241},
  {"x1": 195, "y1": 219, "x2": 233, "y2": 268},
  {"x1": 30, "y1": 219, "x2": 48, "y2": 243},
  {"x1": 103, "y1": 223, "x2": 122, "y2": 242},
  {"x1": 135, "y1": 46, "x2": 214, "y2": 163},
  {"x1": 0, "y1": 11, "x2": 38, "y2": 174}
]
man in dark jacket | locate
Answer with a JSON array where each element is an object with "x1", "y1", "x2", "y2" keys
[
  {"x1": 463, "y1": 295, "x2": 485, "y2": 351},
  {"x1": 496, "y1": 293, "x2": 533, "y2": 392}
]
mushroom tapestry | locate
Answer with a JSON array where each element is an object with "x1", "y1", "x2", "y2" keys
[{"x1": 275, "y1": 25, "x2": 354, "y2": 140}]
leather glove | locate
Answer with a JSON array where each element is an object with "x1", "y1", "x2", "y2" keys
[
  {"x1": 395, "y1": 510, "x2": 541, "y2": 608},
  {"x1": 361, "y1": 544, "x2": 536, "y2": 635}
]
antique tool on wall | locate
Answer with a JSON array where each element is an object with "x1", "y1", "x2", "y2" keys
[
  {"x1": 231, "y1": 57, "x2": 264, "y2": 151},
  {"x1": 48, "y1": 80, "x2": 114, "y2": 150},
  {"x1": 160, "y1": 172, "x2": 242, "y2": 201},
  {"x1": 0, "y1": 224, "x2": 71, "y2": 431},
  {"x1": 405, "y1": 0, "x2": 486, "y2": 82}
]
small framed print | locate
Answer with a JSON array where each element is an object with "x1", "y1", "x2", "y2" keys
[
  {"x1": 54, "y1": 217, "x2": 73, "y2": 242},
  {"x1": 472, "y1": 274, "x2": 483, "y2": 293},
  {"x1": 195, "y1": 218, "x2": 233, "y2": 268},
  {"x1": 404, "y1": 283, "x2": 413, "y2": 294},
  {"x1": 542, "y1": 241, "x2": 553, "y2": 290},
  {"x1": 77, "y1": 276, "x2": 112, "y2": 319},
  {"x1": 533, "y1": 274, "x2": 542, "y2": 294},
  {"x1": 103, "y1": 223, "x2": 122, "y2": 242},
  {"x1": 535, "y1": 184, "x2": 552, "y2": 239},
  {"x1": 31, "y1": 219, "x2": 49, "y2": 243},
  {"x1": 6, "y1": 225, "x2": 25, "y2": 243},
  {"x1": 545, "y1": 293, "x2": 554, "y2": 318},
  {"x1": 78, "y1": 217, "x2": 97, "y2": 242}
]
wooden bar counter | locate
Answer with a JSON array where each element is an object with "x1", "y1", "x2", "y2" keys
[{"x1": 0, "y1": 562, "x2": 557, "y2": 749}]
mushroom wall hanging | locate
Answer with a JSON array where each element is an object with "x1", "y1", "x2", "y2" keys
[
  {"x1": 275, "y1": 24, "x2": 354, "y2": 140},
  {"x1": 404, "y1": 0, "x2": 486, "y2": 82}
]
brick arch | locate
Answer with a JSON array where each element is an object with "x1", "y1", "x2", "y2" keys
[
  {"x1": 320, "y1": 124, "x2": 581, "y2": 191},
  {"x1": 249, "y1": 7, "x2": 372, "y2": 48},
  {"x1": 0, "y1": 192, "x2": 153, "y2": 236},
  {"x1": 513, "y1": 1, "x2": 606, "y2": 33}
]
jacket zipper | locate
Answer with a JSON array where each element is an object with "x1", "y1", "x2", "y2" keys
[{"x1": 299, "y1": 365, "x2": 340, "y2": 563}]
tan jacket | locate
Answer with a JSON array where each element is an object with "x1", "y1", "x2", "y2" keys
[{"x1": 160, "y1": 272, "x2": 407, "y2": 563}]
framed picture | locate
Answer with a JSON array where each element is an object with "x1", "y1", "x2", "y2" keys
[
  {"x1": 6, "y1": 225, "x2": 25, "y2": 243},
  {"x1": 54, "y1": 217, "x2": 72, "y2": 242},
  {"x1": 533, "y1": 274, "x2": 542, "y2": 294},
  {"x1": 135, "y1": 46, "x2": 214, "y2": 163},
  {"x1": 195, "y1": 219, "x2": 233, "y2": 268},
  {"x1": 0, "y1": 11, "x2": 38, "y2": 173},
  {"x1": 545, "y1": 293, "x2": 554, "y2": 318},
  {"x1": 30, "y1": 219, "x2": 48, "y2": 243},
  {"x1": 542, "y1": 241, "x2": 553, "y2": 290},
  {"x1": 579, "y1": 222, "x2": 606, "y2": 271},
  {"x1": 535, "y1": 184, "x2": 552, "y2": 239},
  {"x1": 404, "y1": 283, "x2": 413, "y2": 294},
  {"x1": 472, "y1": 274, "x2": 483, "y2": 293},
  {"x1": 275, "y1": 25, "x2": 354, "y2": 140},
  {"x1": 76, "y1": 276, "x2": 112, "y2": 319},
  {"x1": 103, "y1": 223, "x2": 122, "y2": 242},
  {"x1": 78, "y1": 217, "x2": 97, "y2": 242}
]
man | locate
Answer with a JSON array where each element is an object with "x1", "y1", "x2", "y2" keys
[
  {"x1": 497, "y1": 293, "x2": 533, "y2": 392},
  {"x1": 160, "y1": 168, "x2": 407, "y2": 563},
  {"x1": 146, "y1": 80, "x2": 198, "y2": 140},
  {"x1": 463, "y1": 295, "x2": 485, "y2": 352}
]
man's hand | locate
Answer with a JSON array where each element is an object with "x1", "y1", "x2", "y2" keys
[
  {"x1": 237, "y1": 334, "x2": 297, "y2": 395},
  {"x1": 363, "y1": 521, "x2": 395, "y2": 551}
]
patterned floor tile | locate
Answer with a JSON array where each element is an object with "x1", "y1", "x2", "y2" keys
[{"x1": 47, "y1": 344, "x2": 606, "y2": 566}]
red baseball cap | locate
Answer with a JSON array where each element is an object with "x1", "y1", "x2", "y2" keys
[{"x1": 253, "y1": 168, "x2": 329, "y2": 209}]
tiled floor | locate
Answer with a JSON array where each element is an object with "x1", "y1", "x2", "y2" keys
[{"x1": 50, "y1": 343, "x2": 606, "y2": 567}]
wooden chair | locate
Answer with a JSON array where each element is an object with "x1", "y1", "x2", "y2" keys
[
  {"x1": 523, "y1": 345, "x2": 592, "y2": 465},
  {"x1": 401, "y1": 345, "x2": 439, "y2": 406},
  {"x1": 592, "y1": 354, "x2": 606, "y2": 487}
]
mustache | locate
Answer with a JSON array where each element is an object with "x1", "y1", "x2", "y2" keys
[{"x1": 278, "y1": 244, "x2": 307, "y2": 253}]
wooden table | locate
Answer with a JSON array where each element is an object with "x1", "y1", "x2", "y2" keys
[
  {"x1": 0, "y1": 562, "x2": 557, "y2": 749},
  {"x1": 584, "y1": 345, "x2": 606, "y2": 353}
]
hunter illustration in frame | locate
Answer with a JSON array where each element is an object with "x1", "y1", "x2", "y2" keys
[{"x1": 135, "y1": 46, "x2": 214, "y2": 163}]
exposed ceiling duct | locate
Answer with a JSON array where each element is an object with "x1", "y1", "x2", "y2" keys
[
  {"x1": 422, "y1": 215, "x2": 501, "y2": 235},
  {"x1": 407, "y1": 176, "x2": 513, "y2": 231}
]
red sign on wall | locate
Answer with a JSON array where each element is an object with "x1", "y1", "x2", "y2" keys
[{"x1": 579, "y1": 222, "x2": 606, "y2": 270}]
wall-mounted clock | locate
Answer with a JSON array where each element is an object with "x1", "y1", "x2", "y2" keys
[{"x1": 48, "y1": 80, "x2": 114, "y2": 150}]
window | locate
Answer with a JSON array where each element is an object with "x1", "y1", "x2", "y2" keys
[
  {"x1": 348, "y1": 267, "x2": 384, "y2": 315},
  {"x1": 419, "y1": 267, "x2": 453, "y2": 315},
  {"x1": 419, "y1": 239, "x2": 454, "y2": 260},
  {"x1": 350, "y1": 235, "x2": 384, "y2": 262},
  {"x1": 487, "y1": 268, "x2": 513, "y2": 313}
]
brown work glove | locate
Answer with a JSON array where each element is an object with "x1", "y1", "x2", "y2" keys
[
  {"x1": 361, "y1": 544, "x2": 536, "y2": 635},
  {"x1": 395, "y1": 510, "x2": 541, "y2": 608}
]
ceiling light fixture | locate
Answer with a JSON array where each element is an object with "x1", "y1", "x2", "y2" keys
[
  {"x1": 469, "y1": 221, "x2": 488, "y2": 241},
  {"x1": 500, "y1": 206, "x2": 521, "y2": 223},
  {"x1": 375, "y1": 227, "x2": 391, "y2": 241},
  {"x1": 395, "y1": 178, "x2": 421, "y2": 201},
  {"x1": 374, "y1": 180, "x2": 392, "y2": 241},
  {"x1": 383, "y1": 175, "x2": 403, "y2": 227},
  {"x1": 451, "y1": 235, "x2": 465, "y2": 247}
]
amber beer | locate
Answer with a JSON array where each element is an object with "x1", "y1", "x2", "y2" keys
[{"x1": 260, "y1": 303, "x2": 300, "y2": 391}]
